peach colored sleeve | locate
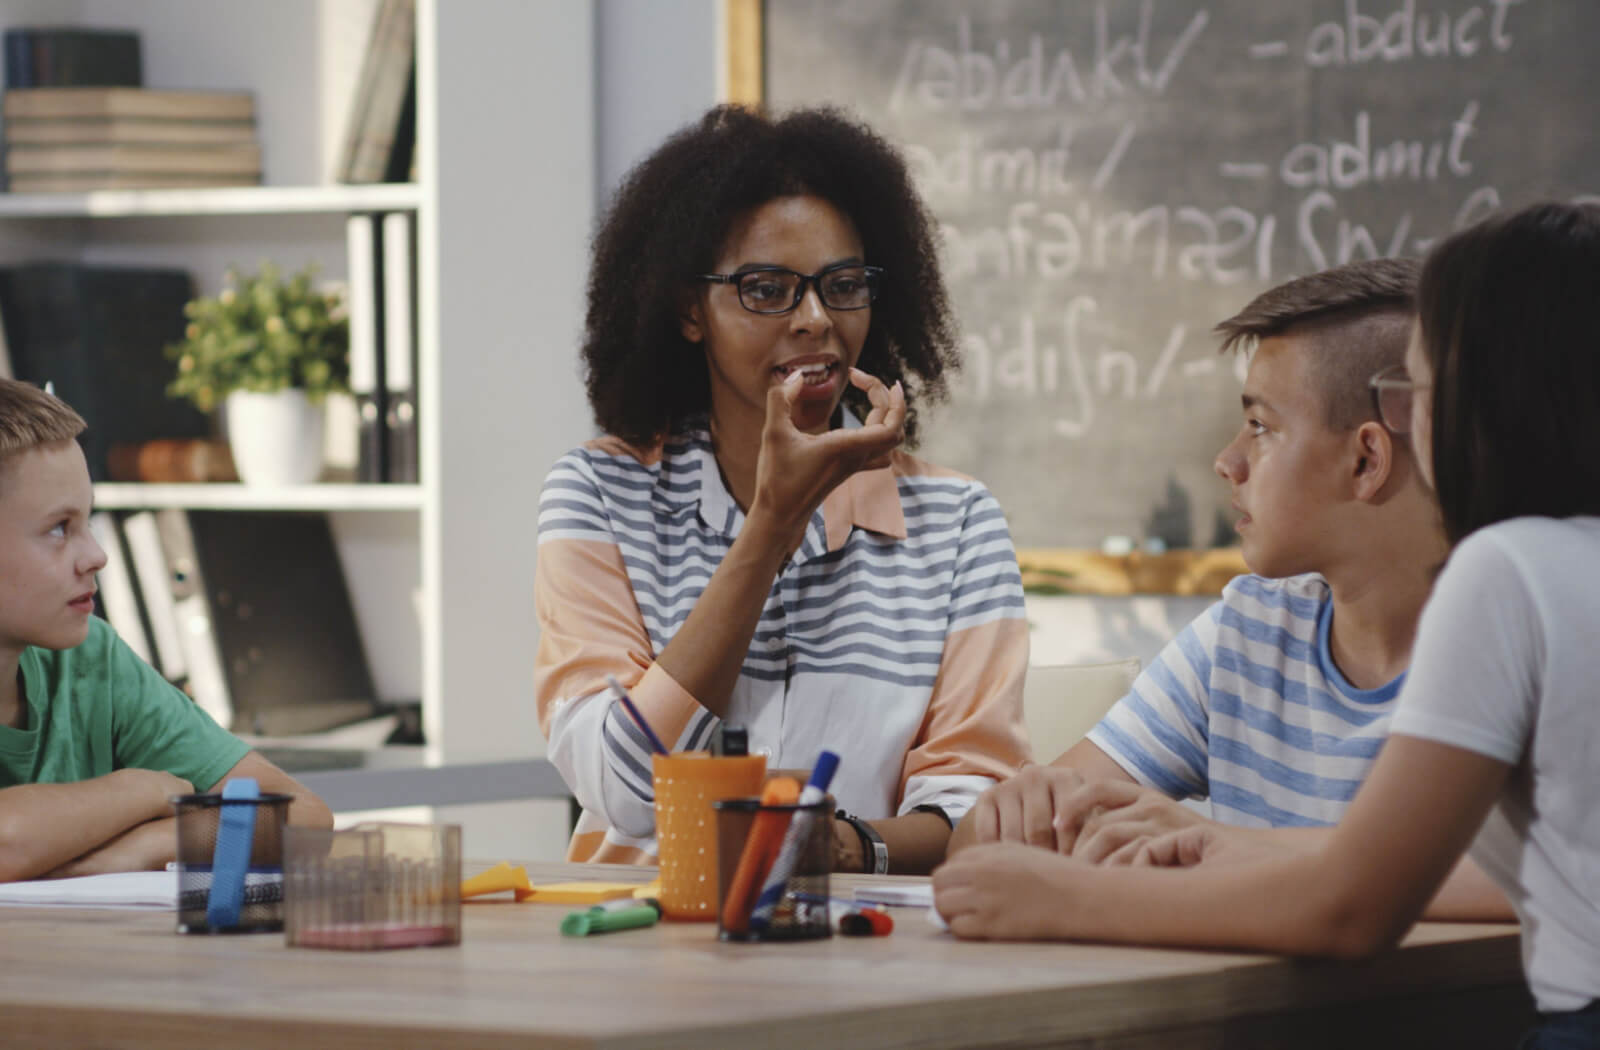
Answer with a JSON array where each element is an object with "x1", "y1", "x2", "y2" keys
[
  {"x1": 534, "y1": 535, "x2": 700, "y2": 748},
  {"x1": 900, "y1": 615, "x2": 1033, "y2": 804}
]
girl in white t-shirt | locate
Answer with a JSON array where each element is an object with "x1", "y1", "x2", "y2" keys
[{"x1": 935, "y1": 200, "x2": 1600, "y2": 1049}]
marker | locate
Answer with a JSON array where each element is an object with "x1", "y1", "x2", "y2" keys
[
  {"x1": 719, "y1": 777, "x2": 802, "y2": 935},
  {"x1": 206, "y1": 777, "x2": 260, "y2": 929},
  {"x1": 838, "y1": 908, "x2": 894, "y2": 937},
  {"x1": 559, "y1": 902, "x2": 661, "y2": 937},
  {"x1": 747, "y1": 751, "x2": 840, "y2": 931},
  {"x1": 786, "y1": 892, "x2": 896, "y2": 936},
  {"x1": 605, "y1": 674, "x2": 669, "y2": 755}
]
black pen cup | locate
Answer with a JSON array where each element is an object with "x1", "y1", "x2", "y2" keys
[
  {"x1": 713, "y1": 798, "x2": 831, "y2": 942},
  {"x1": 172, "y1": 793, "x2": 292, "y2": 934}
]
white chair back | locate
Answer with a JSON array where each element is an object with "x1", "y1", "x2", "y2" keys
[{"x1": 1022, "y1": 659, "x2": 1140, "y2": 762}]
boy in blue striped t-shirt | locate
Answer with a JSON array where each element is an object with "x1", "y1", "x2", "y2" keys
[{"x1": 950, "y1": 258, "x2": 1510, "y2": 919}]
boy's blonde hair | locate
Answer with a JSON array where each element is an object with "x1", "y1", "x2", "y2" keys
[{"x1": 0, "y1": 378, "x2": 86, "y2": 471}]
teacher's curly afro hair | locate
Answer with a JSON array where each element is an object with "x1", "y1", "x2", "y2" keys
[{"x1": 580, "y1": 105, "x2": 959, "y2": 448}]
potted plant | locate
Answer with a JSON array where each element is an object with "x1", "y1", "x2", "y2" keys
[{"x1": 166, "y1": 262, "x2": 348, "y2": 486}]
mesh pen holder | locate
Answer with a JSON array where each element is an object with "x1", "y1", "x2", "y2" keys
[
  {"x1": 283, "y1": 822, "x2": 462, "y2": 950},
  {"x1": 173, "y1": 792, "x2": 291, "y2": 934},
  {"x1": 713, "y1": 798, "x2": 832, "y2": 942}
]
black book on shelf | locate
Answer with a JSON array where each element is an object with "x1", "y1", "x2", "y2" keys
[
  {"x1": 161, "y1": 510, "x2": 381, "y2": 737},
  {"x1": 3, "y1": 28, "x2": 143, "y2": 89},
  {"x1": 382, "y1": 67, "x2": 416, "y2": 184},
  {"x1": 0, "y1": 263, "x2": 211, "y2": 482}
]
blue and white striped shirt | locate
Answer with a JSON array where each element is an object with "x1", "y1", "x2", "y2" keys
[
  {"x1": 535, "y1": 425, "x2": 1031, "y2": 863},
  {"x1": 1088, "y1": 573, "x2": 1402, "y2": 827}
]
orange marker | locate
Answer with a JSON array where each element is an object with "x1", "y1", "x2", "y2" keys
[{"x1": 720, "y1": 777, "x2": 801, "y2": 934}]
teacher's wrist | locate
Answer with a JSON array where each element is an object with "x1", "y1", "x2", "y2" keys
[
  {"x1": 836, "y1": 810, "x2": 888, "y2": 875},
  {"x1": 831, "y1": 816, "x2": 865, "y2": 874},
  {"x1": 742, "y1": 502, "x2": 811, "y2": 554}
]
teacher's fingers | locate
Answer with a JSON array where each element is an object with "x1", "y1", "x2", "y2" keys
[
  {"x1": 850, "y1": 368, "x2": 905, "y2": 430},
  {"x1": 811, "y1": 413, "x2": 904, "y2": 466},
  {"x1": 762, "y1": 369, "x2": 810, "y2": 438}
]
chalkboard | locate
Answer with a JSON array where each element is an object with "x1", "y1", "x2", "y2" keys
[{"x1": 757, "y1": 0, "x2": 1600, "y2": 549}]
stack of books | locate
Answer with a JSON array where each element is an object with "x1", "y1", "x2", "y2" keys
[{"x1": 3, "y1": 87, "x2": 262, "y2": 192}]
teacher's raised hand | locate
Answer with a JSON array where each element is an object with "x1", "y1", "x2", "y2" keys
[{"x1": 750, "y1": 366, "x2": 905, "y2": 546}]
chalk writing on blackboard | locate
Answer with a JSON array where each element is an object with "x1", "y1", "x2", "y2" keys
[{"x1": 763, "y1": 0, "x2": 1595, "y2": 548}]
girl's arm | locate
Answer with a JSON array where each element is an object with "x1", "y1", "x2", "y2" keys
[{"x1": 935, "y1": 734, "x2": 1511, "y2": 955}]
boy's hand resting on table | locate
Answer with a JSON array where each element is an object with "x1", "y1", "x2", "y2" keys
[
  {"x1": 965, "y1": 765, "x2": 1208, "y2": 860},
  {"x1": 1052, "y1": 780, "x2": 1209, "y2": 863},
  {"x1": 964, "y1": 764, "x2": 1093, "y2": 851}
]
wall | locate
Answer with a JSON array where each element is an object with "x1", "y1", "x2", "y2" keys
[{"x1": 595, "y1": 0, "x2": 719, "y2": 203}]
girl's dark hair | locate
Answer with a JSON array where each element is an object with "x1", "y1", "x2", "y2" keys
[
  {"x1": 581, "y1": 105, "x2": 958, "y2": 447},
  {"x1": 1418, "y1": 200, "x2": 1600, "y2": 545}
]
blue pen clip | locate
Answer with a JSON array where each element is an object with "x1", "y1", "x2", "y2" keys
[{"x1": 206, "y1": 777, "x2": 260, "y2": 929}]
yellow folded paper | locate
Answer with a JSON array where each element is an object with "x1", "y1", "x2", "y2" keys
[
  {"x1": 460, "y1": 861, "x2": 532, "y2": 899},
  {"x1": 519, "y1": 881, "x2": 641, "y2": 904},
  {"x1": 631, "y1": 878, "x2": 662, "y2": 900}
]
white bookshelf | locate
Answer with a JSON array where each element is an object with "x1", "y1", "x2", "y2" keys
[
  {"x1": 0, "y1": 0, "x2": 599, "y2": 860},
  {"x1": 92, "y1": 483, "x2": 424, "y2": 512},
  {"x1": 0, "y1": 183, "x2": 424, "y2": 219}
]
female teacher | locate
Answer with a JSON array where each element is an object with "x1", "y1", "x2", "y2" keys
[{"x1": 535, "y1": 105, "x2": 1031, "y2": 874}]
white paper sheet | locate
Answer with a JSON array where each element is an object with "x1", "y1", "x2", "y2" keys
[
  {"x1": 852, "y1": 882, "x2": 934, "y2": 908},
  {"x1": 0, "y1": 871, "x2": 177, "y2": 909}
]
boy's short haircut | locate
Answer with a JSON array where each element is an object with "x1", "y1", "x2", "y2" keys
[
  {"x1": 1213, "y1": 258, "x2": 1419, "y2": 430},
  {"x1": 0, "y1": 378, "x2": 87, "y2": 479}
]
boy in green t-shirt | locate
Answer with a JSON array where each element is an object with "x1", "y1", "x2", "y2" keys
[{"x1": 0, "y1": 378, "x2": 333, "y2": 882}]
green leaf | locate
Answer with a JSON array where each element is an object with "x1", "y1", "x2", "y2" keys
[{"x1": 164, "y1": 260, "x2": 350, "y2": 413}]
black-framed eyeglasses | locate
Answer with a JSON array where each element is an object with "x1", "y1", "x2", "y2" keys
[
  {"x1": 1368, "y1": 364, "x2": 1430, "y2": 434},
  {"x1": 698, "y1": 263, "x2": 883, "y2": 315}
]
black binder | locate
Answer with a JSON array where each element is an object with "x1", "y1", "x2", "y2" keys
[{"x1": 159, "y1": 510, "x2": 381, "y2": 736}]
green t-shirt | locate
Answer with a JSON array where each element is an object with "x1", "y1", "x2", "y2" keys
[{"x1": 0, "y1": 617, "x2": 249, "y2": 791}]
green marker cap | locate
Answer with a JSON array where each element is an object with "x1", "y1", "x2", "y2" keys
[{"x1": 560, "y1": 903, "x2": 661, "y2": 937}]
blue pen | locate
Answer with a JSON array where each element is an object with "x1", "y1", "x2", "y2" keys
[
  {"x1": 747, "y1": 750, "x2": 839, "y2": 931},
  {"x1": 605, "y1": 674, "x2": 669, "y2": 756},
  {"x1": 206, "y1": 777, "x2": 260, "y2": 929}
]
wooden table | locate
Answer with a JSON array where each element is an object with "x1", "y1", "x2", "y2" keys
[{"x1": 0, "y1": 862, "x2": 1532, "y2": 1050}]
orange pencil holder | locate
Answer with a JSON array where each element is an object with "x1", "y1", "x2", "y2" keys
[{"x1": 652, "y1": 751, "x2": 766, "y2": 920}]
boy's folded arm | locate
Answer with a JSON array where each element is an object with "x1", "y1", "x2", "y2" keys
[
  {"x1": 204, "y1": 750, "x2": 334, "y2": 830},
  {"x1": 43, "y1": 815, "x2": 179, "y2": 878},
  {"x1": 0, "y1": 768, "x2": 190, "y2": 882}
]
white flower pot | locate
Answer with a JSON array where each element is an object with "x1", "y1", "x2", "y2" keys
[{"x1": 224, "y1": 389, "x2": 326, "y2": 487}]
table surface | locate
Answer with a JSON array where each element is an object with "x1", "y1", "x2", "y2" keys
[{"x1": 0, "y1": 861, "x2": 1532, "y2": 1050}]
